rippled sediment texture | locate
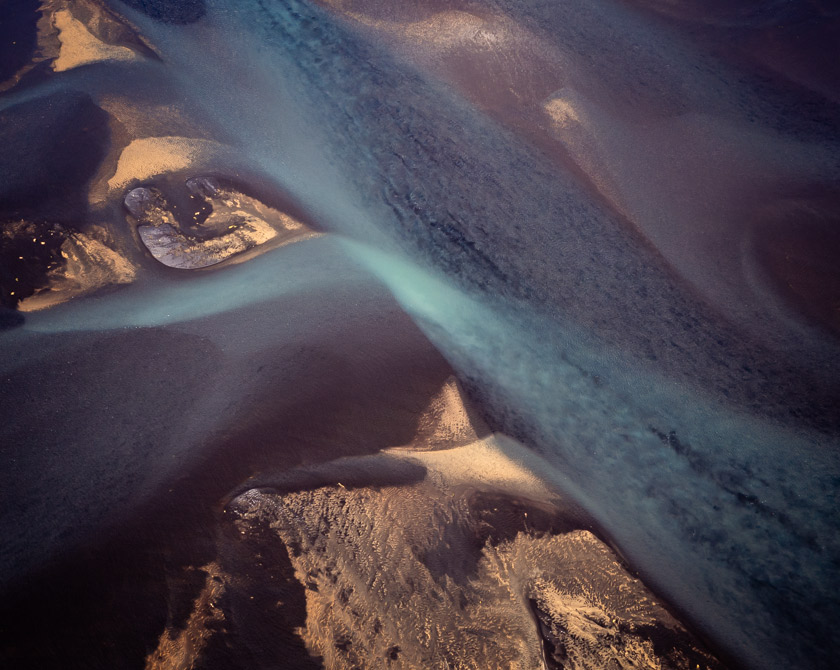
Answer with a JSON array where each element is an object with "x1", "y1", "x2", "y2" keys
[{"x1": 1, "y1": 1, "x2": 839, "y2": 669}]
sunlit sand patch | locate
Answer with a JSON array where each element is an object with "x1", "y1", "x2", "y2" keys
[
  {"x1": 0, "y1": 0, "x2": 157, "y2": 93},
  {"x1": 389, "y1": 435, "x2": 560, "y2": 502},
  {"x1": 401, "y1": 11, "x2": 509, "y2": 49},
  {"x1": 17, "y1": 229, "x2": 136, "y2": 311},
  {"x1": 542, "y1": 88, "x2": 634, "y2": 222},
  {"x1": 398, "y1": 12, "x2": 508, "y2": 50},
  {"x1": 317, "y1": 2, "x2": 515, "y2": 51},
  {"x1": 482, "y1": 530, "x2": 713, "y2": 669},
  {"x1": 544, "y1": 96, "x2": 581, "y2": 129},
  {"x1": 232, "y1": 486, "x2": 545, "y2": 670},
  {"x1": 144, "y1": 562, "x2": 227, "y2": 670},
  {"x1": 108, "y1": 137, "x2": 225, "y2": 192},
  {"x1": 405, "y1": 375, "x2": 483, "y2": 450},
  {"x1": 52, "y1": 9, "x2": 139, "y2": 72},
  {"x1": 543, "y1": 87, "x2": 603, "y2": 145},
  {"x1": 227, "y1": 482, "x2": 723, "y2": 670},
  {"x1": 88, "y1": 106, "x2": 209, "y2": 206}
]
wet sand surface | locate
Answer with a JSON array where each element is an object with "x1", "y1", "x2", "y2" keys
[{"x1": 1, "y1": 1, "x2": 839, "y2": 669}]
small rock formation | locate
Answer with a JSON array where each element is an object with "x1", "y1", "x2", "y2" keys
[{"x1": 125, "y1": 177, "x2": 316, "y2": 270}]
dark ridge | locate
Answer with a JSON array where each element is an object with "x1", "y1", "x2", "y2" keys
[
  {"x1": 228, "y1": 456, "x2": 428, "y2": 504},
  {"x1": 162, "y1": 568, "x2": 207, "y2": 638},
  {"x1": 116, "y1": 0, "x2": 206, "y2": 24},
  {"x1": 0, "y1": 508, "x2": 212, "y2": 670},
  {"x1": 0, "y1": 466, "x2": 320, "y2": 670},
  {"x1": 199, "y1": 520, "x2": 323, "y2": 670},
  {"x1": 528, "y1": 598, "x2": 567, "y2": 670}
]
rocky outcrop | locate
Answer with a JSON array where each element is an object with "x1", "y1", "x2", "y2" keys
[{"x1": 125, "y1": 177, "x2": 317, "y2": 270}]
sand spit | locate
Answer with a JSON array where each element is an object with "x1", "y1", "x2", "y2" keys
[
  {"x1": 107, "y1": 137, "x2": 224, "y2": 191},
  {"x1": 52, "y1": 9, "x2": 139, "y2": 72},
  {"x1": 400, "y1": 374, "x2": 486, "y2": 450}
]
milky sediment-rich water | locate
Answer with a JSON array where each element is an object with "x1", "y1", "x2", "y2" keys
[{"x1": 1, "y1": 1, "x2": 839, "y2": 669}]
